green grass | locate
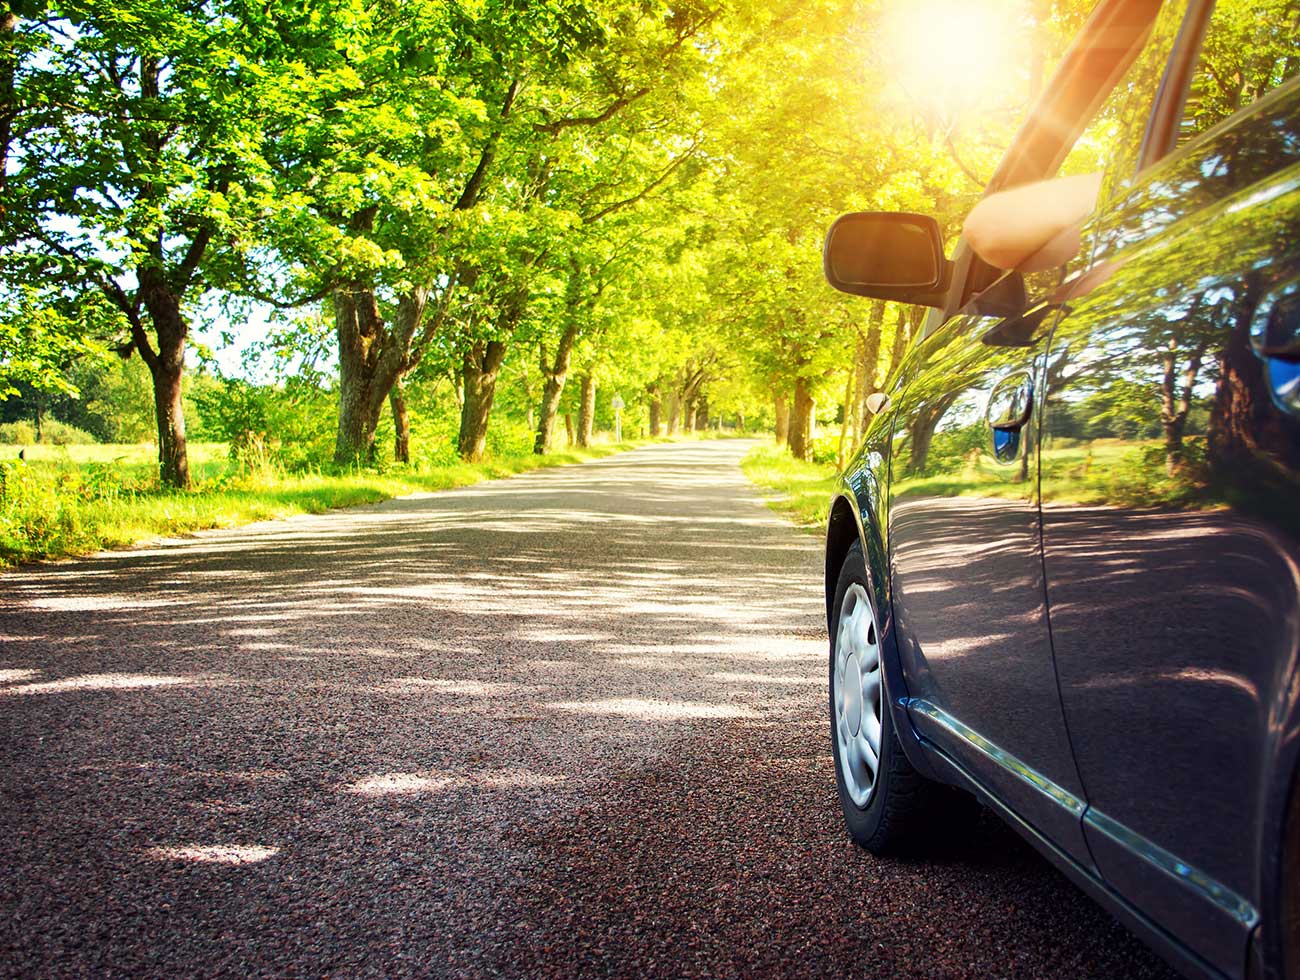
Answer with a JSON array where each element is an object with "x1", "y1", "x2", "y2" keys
[
  {"x1": 0, "y1": 438, "x2": 670, "y2": 568},
  {"x1": 740, "y1": 443, "x2": 838, "y2": 529}
]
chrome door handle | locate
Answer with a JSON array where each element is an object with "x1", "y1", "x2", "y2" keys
[{"x1": 987, "y1": 372, "x2": 1034, "y2": 464}]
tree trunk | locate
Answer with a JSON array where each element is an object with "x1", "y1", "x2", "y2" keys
[
  {"x1": 838, "y1": 365, "x2": 856, "y2": 469},
  {"x1": 907, "y1": 393, "x2": 961, "y2": 475},
  {"x1": 535, "y1": 372, "x2": 565, "y2": 454},
  {"x1": 667, "y1": 392, "x2": 680, "y2": 435},
  {"x1": 564, "y1": 412, "x2": 575, "y2": 445},
  {"x1": 458, "y1": 339, "x2": 508, "y2": 462},
  {"x1": 534, "y1": 304, "x2": 582, "y2": 454},
  {"x1": 333, "y1": 282, "x2": 388, "y2": 465},
  {"x1": 534, "y1": 338, "x2": 573, "y2": 455},
  {"x1": 1016, "y1": 435, "x2": 1032, "y2": 484},
  {"x1": 137, "y1": 266, "x2": 191, "y2": 488},
  {"x1": 0, "y1": 6, "x2": 16, "y2": 203},
  {"x1": 909, "y1": 415, "x2": 938, "y2": 476},
  {"x1": 149, "y1": 358, "x2": 188, "y2": 487},
  {"x1": 695, "y1": 395, "x2": 709, "y2": 430},
  {"x1": 857, "y1": 301, "x2": 885, "y2": 436},
  {"x1": 675, "y1": 364, "x2": 708, "y2": 436},
  {"x1": 1208, "y1": 307, "x2": 1300, "y2": 475},
  {"x1": 648, "y1": 384, "x2": 662, "y2": 436},
  {"x1": 886, "y1": 307, "x2": 909, "y2": 379},
  {"x1": 577, "y1": 374, "x2": 596, "y2": 447},
  {"x1": 331, "y1": 204, "x2": 435, "y2": 466},
  {"x1": 774, "y1": 390, "x2": 790, "y2": 444},
  {"x1": 788, "y1": 378, "x2": 814, "y2": 461},
  {"x1": 390, "y1": 381, "x2": 410, "y2": 464},
  {"x1": 1161, "y1": 337, "x2": 1208, "y2": 476}
]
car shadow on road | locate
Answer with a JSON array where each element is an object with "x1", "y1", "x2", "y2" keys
[{"x1": 498, "y1": 710, "x2": 1178, "y2": 980}]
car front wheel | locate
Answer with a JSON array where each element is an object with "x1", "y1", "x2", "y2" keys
[{"x1": 829, "y1": 540, "x2": 972, "y2": 854}]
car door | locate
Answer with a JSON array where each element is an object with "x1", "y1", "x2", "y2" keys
[
  {"x1": 1039, "y1": 6, "x2": 1300, "y2": 974},
  {"x1": 888, "y1": 292, "x2": 1094, "y2": 862}
]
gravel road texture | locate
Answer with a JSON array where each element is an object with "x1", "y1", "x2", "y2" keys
[{"x1": 0, "y1": 439, "x2": 1176, "y2": 979}]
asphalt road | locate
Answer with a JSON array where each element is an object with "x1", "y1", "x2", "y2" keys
[{"x1": 0, "y1": 440, "x2": 1175, "y2": 979}]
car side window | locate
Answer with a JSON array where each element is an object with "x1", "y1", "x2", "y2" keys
[{"x1": 1175, "y1": 0, "x2": 1300, "y2": 148}]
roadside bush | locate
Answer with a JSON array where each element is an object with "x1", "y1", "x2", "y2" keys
[
  {"x1": 927, "y1": 423, "x2": 985, "y2": 474},
  {"x1": 0, "y1": 455, "x2": 152, "y2": 560},
  {"x1": 194, "y1": 377, "x2": 335, "y2": 471},
  {"x1": 810, "y1": 435, "x2": 839, "y2": 466},
  {"x1": 487, "y1": 417, "x2": 536, "y2": 458},
  {"x1": 0, "y1": 421, "x2": 36, "y2": 444},
  {"x1": 0, "y1": 419, "x2": 99, "y2": 445},
  {"x1": 39, "y1": 419, "x2": 97, "y2": 445}
]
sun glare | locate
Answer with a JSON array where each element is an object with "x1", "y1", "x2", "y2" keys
[{"x1": 880, "y1": 0, "x2": 1028, "y2": 118}]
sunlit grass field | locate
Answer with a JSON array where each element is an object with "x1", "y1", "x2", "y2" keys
[
  {"x1": 0, "y1": 439, "x2": 668, "y2": 567},
  {"x1": 2, "y1": 441, "x2": 232, "y2": 472}
]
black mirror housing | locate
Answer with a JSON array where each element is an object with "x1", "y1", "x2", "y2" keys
[{"x1": 823, "y1": 212, "x2": 951, "y2": 307}]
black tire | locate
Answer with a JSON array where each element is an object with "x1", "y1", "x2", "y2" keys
[{"x1": 829, "y1": 540, "x2": 972, "y2": 855}]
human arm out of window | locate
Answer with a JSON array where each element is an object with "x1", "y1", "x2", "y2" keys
[{"x1": 962, "y1": 172, "x2": 1103, "y2": 273}]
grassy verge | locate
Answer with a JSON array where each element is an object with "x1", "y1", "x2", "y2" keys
[
  {"x1": 740, "y1": 443, "x2": 838, "y2": 530},
  {"x1": 0, "y1": 438, "x2": 666, "y2": 568}
]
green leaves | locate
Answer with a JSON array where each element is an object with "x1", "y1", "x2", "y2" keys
[{"x1": 0, "y1": 288, "x2": 114, "y2": 398}]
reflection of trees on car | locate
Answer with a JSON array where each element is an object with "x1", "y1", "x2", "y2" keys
[
  {"x1": 1042, "y1": 70, "x2": 1300, "y2": 518},
  {"x1": 1157, "y1": 295, "x2": 1210, "y2": 475},
  {"x1": 1208, "y1": 270, "x2": 1300, "y2": 480}
]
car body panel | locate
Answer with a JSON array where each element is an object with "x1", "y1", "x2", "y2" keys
[{"x1": 1039, "y1": 76, "x2": 1300, "y2": 975}]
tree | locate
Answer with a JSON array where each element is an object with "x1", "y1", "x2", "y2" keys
[{"x1": 2, "y1": 0, "x2": 272, "y2": 485}]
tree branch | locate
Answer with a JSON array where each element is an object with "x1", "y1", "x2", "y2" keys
[
  {"x1": 454, "y1": 79, "x2": 519, "y2": 212},
  {"x1": 534, "y1": 87, "x2": 650, "y2": 136},
  {"x1": 943, "y1": 129, "x2": 987, "y2": 188},
  {"x1": 582, "y1": 139, "x2": 700, "y2": 224}
]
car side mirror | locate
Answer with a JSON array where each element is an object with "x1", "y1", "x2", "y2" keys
[{"x1": 823, "y1": 212, "x2": 952, "y2": 307}]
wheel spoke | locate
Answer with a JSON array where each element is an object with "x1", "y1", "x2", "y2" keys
[
  {"x1": 851, "y1": 608, "x2": 869, "y2": 657},
  {"x1": 835, "y1": 618, "x2": 851, "y2": 672},
  {"x1": 861, "y1": 667, "x2": 880, "y2": 708},
  {"x1": 839, "y1": 607, "x2": 859, "y2": 660},
  {"x1": 850, "y1": 733, "x2": 878, "y2": 786},
  {"x1": 857, "y1": 732, "x2": 879, "y2": 779},
  {"x1": 862, "y1": 704, "x2": 882, "y2": 756}
]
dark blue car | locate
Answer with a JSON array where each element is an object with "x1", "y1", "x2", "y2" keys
[{"x1": 821, "y1": 2, "x2": 1300, "y2": 978}]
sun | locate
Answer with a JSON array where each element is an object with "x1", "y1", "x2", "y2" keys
[{"x1": 878, "y1": 0, "x2": 1030, "y2": 121}]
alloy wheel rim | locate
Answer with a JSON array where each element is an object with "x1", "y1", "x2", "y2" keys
[{"x1": 834, "y1": 582, "x2": 882, "y2": 808}]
